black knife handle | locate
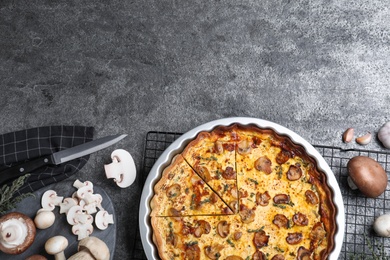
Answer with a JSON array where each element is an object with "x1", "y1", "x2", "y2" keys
[{"x1": 0, "y1": 155, "x2": 54, "y2": 186}]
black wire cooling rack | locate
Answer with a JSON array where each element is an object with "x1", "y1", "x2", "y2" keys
[{"x1": 132, "y1": 131, "x2": 390, "y2": 260}]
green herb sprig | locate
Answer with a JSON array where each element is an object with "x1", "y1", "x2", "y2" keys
[{"x1": 0, "y1": 174, "x2": 33, "y2": 216}]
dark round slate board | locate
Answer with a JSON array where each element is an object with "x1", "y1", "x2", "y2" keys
[{"x1": 0, "y1": 181, "x2": 116, "y2": 259}]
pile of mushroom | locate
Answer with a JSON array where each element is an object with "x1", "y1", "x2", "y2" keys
[
  {"x1": 35, "y1": 179, "x2": 114, "y2": 240},
  {"x1": 44, "y1": 236, "x2": 109, "y2": 260},
  {"x1": 0, "y1": 212, "x2": 36, "y2": 255}
]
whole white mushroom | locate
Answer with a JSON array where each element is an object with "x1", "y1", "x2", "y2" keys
[
  {"x1": 373, "y1": 214, "x2": 390, "y2": 237},
  {"x1": 378, "y1": 122, "x2": 390, "y2": 149},
  {"x1": 34, "y1": 209, "x2": 55, "y2": 229}
]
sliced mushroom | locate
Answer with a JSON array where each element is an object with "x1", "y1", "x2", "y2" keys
[
  {"x1": 214, "y1": 141, "x2": 224, "y2": 154},
  {"x1": 217, "y1": 220, "x2": 230, "y2": 238},
  {"x1": 193, "y1": 220, "x2": 211, "y2": 238},
  {"x1": 95, "y1": 210, "x2": 114, "y2": 231},
  {"x1": 273, "y1": 214, "x2": 289, "y2": 229},
  {"x1": 254, "y1": 156, "x2": 272, "y2": 174},
  {"x1": 252, "y1": 251, "x2": 266, "y2": 260},
  {"x1": 0, "y1": 212, "x2": 36, "y2": 255},
  {"x1": 273, "y1": 194, "x2": 291, "y2": 204},
  {"x1": 239, "y1": 205, "x2": 255, "y2": 223},
  {"x1": 73, "y1": 180, "x2": 93, "y2": 189},
  {"x1": 194, "y1": 165, "x2": 212, "y2": 182},
  {"x1": 229, "y1": 200, "x2": 239, "y2": 214},
  {"x1": 222, "y1": 166, "x2": 236, "y2": 180},
  {"x1": 256, "y1": 191, "x2": 271, "y2": 206},
  {"x1": 104, "y1": 149, "x2": 137, "y2": 188},
  {"x1": 286, "y1": 232, "x2": 303, "y2": 245},
  {"x1": 184, "y1": 243, "x2": 201, "y2": 260},
  {"x1": 297, "y1": 246, "x2": 312, "y2": 260},
  {"x1": 293, "y1": 212, "x2": 308, "y2": 226},
  {"x1": 276, "y1": 149, "x2": 291, "y2": 164},
  {"x1": 59, "y1": 198, "x2": 79, "y2": 214},
  {"x1": 287, "y1": 164, "x2": 302, "y2": 181},
  {"x1": 41, "y1": 190, "x2": 64, "y2": 210},
  {"x1": 233, "y1": 231, "x2": 242, "y2": 241},
  {"x1": 166, "y1": 184, "x2": 181, "y2": 199},
  {"x1": 237, "y1": 139, "x2": 252, "y2": 154},
  {"x1": 66, "y1": 206, "x2": 88, "y2": 225},
  {"x1": 72, "y1": 222, "x2": 94, "y2": 241},
  {"x1": 76, "y1": 185, "x2": 94, "y2": 202},
  {"x1": 204, "y1": 244, "x2": 224, "y2": 260},
  {"x1": 305, "y1": 190, "x2": 319, "y2": 205},
  {"x1": 309, "y1": 222, "x2": 326, "y2": 251},
  {"x1": 253, "y1": 231, "x2": 269, "y2": 249},
  {"x1": 168, "y1": 207, "x2": 181, "y2": 217}
]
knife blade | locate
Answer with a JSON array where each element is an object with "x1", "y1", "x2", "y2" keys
[{"x1": 0, "y1": 134, "x2": 127, "y2": 185}]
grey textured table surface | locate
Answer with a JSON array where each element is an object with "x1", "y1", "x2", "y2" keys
[{"x1": 1, "y1": 0, "x2": 390, "y2": 259}]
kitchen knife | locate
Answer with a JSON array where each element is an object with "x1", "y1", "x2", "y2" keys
[{"x1": 0, "y1": 134, "x2": 127, "y2": 185}]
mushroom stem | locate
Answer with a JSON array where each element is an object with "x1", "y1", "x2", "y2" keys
[{"x1": 346, "y1": 176, "x2": 358, "y2": 190}]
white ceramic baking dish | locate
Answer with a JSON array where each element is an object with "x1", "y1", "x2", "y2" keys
[{"x1": 139, "y1": 117, "x2": 345, "y2": 259}]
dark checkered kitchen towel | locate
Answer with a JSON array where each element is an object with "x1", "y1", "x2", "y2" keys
[{"x1": 0, "y1": 125, "x2": 94, "y2": 195}]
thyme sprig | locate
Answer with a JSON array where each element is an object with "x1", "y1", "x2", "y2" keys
[
  {"x1": 349, "y1": 233, "x2": 390, "y2": 260},
  {"x1": 0, "y1": 174, "x2": 33, "y2": 216}
]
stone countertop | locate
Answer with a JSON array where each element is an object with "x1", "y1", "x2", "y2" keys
[{"x1": 1, "y1": 0, "x2": 390, "y2": 259}]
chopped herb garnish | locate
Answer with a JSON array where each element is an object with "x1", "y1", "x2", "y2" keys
[
  {"x1": 200, "y1": 198, "x2": 210, "y2": 205},
  {"x1": 276, "y1": 166, "x2": 283, "y2": 179},
  {"x1": 223, "y1": 184, "x2": 229, "y2": 193},
  {"x1": 274, "y1": 246, "x2": 285, "y2": 253},
  {"x1": 273, "y1": 203, "x2": 286, "y2": 209},
  {"x1": 227, "y1": 239, "x2": 235, "y2": 247},
  {"x1": 199, "y1": 156, "x2": 218, "y2": 161},
  {"x1": 185, "y1": 241, "x2": 198, "y2": 246},
  {"x1": 248, "y1": 178, "x2": 258, "y2": 185},
  {"x1": 247, "y1": 226, "x2": 264, "y2": 233}
]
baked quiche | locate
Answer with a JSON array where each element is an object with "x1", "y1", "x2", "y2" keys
[{"x1": 150, "y1": 124, "x2": 336, "y2": 260}]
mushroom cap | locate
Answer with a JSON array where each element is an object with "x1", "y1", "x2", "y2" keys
[
  {"x1": 378, "y1": 122, "x2": 390, "y2": 148},
  {"x1": 78, "y1": 236, "x2": 110, "y2": 260},
  {"x1": 34, "y1": 210, "x2": 55, "y2": 229},
  {"x1": 45, "y1": 235, "x2": 68, "y2": 255},
  {"x1": 0, "y1": 212, "x2": 36, "y2": 255},
  {"x1": 373, "y1": 214, "x2": 390, "y2": 237},
  {"x1": 347, "y1": 156, "x2": 388, "y2": 198}
]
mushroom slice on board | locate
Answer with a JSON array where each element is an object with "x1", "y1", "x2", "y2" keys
[
  {"x1": 67, "y1": 206, "x2": 92, "y2": 225},
  {"x1": 72, "y1": 223, "x2": 94, "y2": 241},
  {"x1": 41, "y1": 190, "x2": 64, "y2": 210},
  {"x1": 95, "y1": 210, "x2": 114, "y2": 230},
  {"x1": 104, "y1": 149, "x2": 136, "y2": 188},
  {"x1": 59, "y1": 198, "x2": 78, "y2": 214}
]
